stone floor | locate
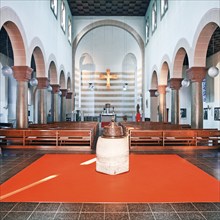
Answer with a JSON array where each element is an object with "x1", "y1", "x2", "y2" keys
[{"x1": 0, "y1": 148, "x2": 220, "y2": 220}]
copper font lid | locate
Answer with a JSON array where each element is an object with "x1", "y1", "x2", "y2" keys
[{"x1": 102, "y1": 119, "x2": 124, "y2": 138}]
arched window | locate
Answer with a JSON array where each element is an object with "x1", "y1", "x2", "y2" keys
[
  {"x1": 152, "y1": 1, "x2": 157, "y2": 33},
  {"x1": 161, "y1": 0, "x2": 168, "y2": 18},
  {"x1": 50, "y1": 0, "x2": 58, "y2": 17},
  {"x1": 68, "y1": 17, "x2": 72, "y2": 43},
  {"x1": 145, "y1": 17, "x2": 150, "y2": 44},
  {"x1": 61, "y1": 0, "x2": 66, "y2": 32}
]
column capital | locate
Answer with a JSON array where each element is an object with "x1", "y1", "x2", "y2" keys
[
  {"x1": 60, "y1": 89, "x2": 68, "y2": 97},
  {"x1": 66, "y1": 92, "x2": 73, "y2": 99},
  {"x1": 149, "y1": 89, "x2": 157, "y2": 97},
  {"x1": 157, "y1": 85, "x2": 167, "y2": 94},
  {"x1": 51, "y1": 84, "x2": 60, "y2": 93},
  {"x1": 186, "y1": 67, "x2": 207, "y2": 82},
  {"x1": 168, "y1": 78, "x2": 183, "y2": 90},
  {"x1": 12, "y1": 66, "x2": 33, "y2": 82},
  {"x1": 37, "y1": 77, "x2": 50, "y2": 89}
]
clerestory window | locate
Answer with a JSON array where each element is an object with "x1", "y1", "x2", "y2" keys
[
  {"x1": 61, "y1": 0, "x2": 66, "y2": 32},
  {"x1": 152, "y1": 1, "x2": 157, "y2": 33},
  {"x1": 50, "y1": 0, "x2": 58, "y2": 17}
]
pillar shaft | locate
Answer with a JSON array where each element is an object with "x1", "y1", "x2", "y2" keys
[
  {"x1": 186, "y1": 67, "x2": 207, "y2": 129},
  {"x1": 12, "y1": 66, "x2": 32, "y2": 128},
  {"x1": 51, "y1": 84, "x2": 60, "y2": 122},
  {"x1": 169, "y1": 78, "x2": 182, "y2": 124},
  {"x1": 37, "y1": 77, "x2": 49, "y2": 124},
  {"x1": 149, "y1": 89, "x2": 158, "y2": 122},
  {"x1": 66, "y1": 92, "x2": 73, "y2": 116},
  {"x1": 60, "y1": 89, "x2": 67, "y2": 121},
  {"x1": 157, "y1": 85, "x2": 167, "y2": 122}
]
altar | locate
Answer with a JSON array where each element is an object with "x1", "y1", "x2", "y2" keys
[
  {"x1": 100, "y1": 103, "x2": 116, "y2": 127},
  {"x1": 100, "y1": 113, "x2": 116, "y2": 127}
]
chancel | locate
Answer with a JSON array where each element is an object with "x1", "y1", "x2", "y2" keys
[
  {"x1": 0, "y1": 0, "x2": 220, "y2": 217},
  {"x1": 99, "y1": 68, "x2": 118, "y2": 89}
]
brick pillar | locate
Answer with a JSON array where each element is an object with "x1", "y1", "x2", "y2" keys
[
  {"x1": 186, "y1": 67, "x2": 207, "y2": 128},
  {"x1": 51, "y1": 84, "x2": 60, "y2": 122},
  {"x1": 157, "y1": 85, "x2": 167, "y2": 122},
  {"x1": 60, "y1": 89, "x2": 67, "y2": 121},
  {"x1": 169, "y1": 78, "x2": 183, "y2": 124},
  {"x1": 37, "y1": 77, "x2": 49, "y2": 124},
  {"x1": 149, "y1": 89, "x2": 158, "y2": 122}
]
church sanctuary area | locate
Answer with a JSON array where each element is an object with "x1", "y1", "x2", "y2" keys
[{"x1": 0, "y1": 0, "x2": 220, "y2": 219}]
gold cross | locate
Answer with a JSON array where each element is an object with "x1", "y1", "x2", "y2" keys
[{"x1": 99, "y1": 69, "x2": 118, "y2": 89}]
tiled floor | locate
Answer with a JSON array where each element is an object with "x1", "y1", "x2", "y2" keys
[{"x1": 0, "y1": 148, "x2": 220, "y2": 220}]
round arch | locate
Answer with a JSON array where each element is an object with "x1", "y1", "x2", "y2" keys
[
  {"x1": 192, "y1": 8, "x2": 220, "y2": 66},
  {"x1": 31, "y1": 46, "x2": 46, "y2": 77},
  {"x1": 122, "y1": 53, "x2": 137, "y2": 73},
  {"x1": 151, "y1": 71, "x2": 158, "y2": 89},
  {"x1": 159, "y1": 56, "x2": 171, "y2": 85},
  {"x1": 0, "y1": 7, "x2": 27, "y2": 66},
  {"x1": 173, "y1": 47, "x2": 188, "y2": 78},
  {"x1": 172, "y1": 38, "x2": 191, "y2": 78},
  {"x1": 48, "y1": 61, "x2": 58, "y2": 84},
  {"x1": 29, "y1": 37, "x2": 46, "y2": 77},
  {"x1": 67, "y1": 76, "x2": 71, "y2": 91},
  {"x1": 59, "y1": 70, "x2": 66, "y2": 89},
  {"x1": 72, "y1": 19, "x2": 145, "y2": 112},
  {"x1": 79, "y1": 53, "x2": 95, "y2": 72}
]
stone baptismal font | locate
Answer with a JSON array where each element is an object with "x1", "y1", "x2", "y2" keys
[{"x1": 96, "y1": 119, "x2": 129, "y2": 175}]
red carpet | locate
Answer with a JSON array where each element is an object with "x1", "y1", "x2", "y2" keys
[{"x1": 0, "y1": 154, "x2": 219, "y2": 202}]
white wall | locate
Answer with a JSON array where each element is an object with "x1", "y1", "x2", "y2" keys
[
  {"x1": 72, "y1": 16, "x2": 145, "y2": 43},
  {"x1": 75, "y1": 26, "x2": 141, "y2": 72}
]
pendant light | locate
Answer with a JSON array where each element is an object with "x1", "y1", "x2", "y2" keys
[
  {"x1": 208, "y1": 34, "x2": 219, "y2": 78},
  {"x1": 1, "y1": 34, "x2": 13, "y2": 77}
]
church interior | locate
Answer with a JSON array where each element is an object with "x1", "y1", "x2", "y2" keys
[{"x1": 0, "y1": 0, "x2": 220, "y2": 219}]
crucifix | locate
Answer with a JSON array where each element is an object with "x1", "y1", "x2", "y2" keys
[{"x1": 99, "y1": 69, "x2": 118, "y2": 89}]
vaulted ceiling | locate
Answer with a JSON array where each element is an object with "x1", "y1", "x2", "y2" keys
[{"x1": 67, "y1": 0, "x2": 150, "y2": 16}]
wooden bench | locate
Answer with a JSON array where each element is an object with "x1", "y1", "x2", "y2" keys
[
  {"x1": 163, "y1": 130, "x2": 196, "y2": 146},
  {"x1": 195, "y1": 130, "x2": 220, "y2": 146},
  {"x1": 208, "y1": 130, "x2": 220, "y2": 146},
  {"x1": 58, "y1": 130, "x2": 91, "y2": 147},
  {"x1": 130, "y1": 130, "x2": 163, "y2": 147},
  {"x1": 0, "y1": 129, "x2": 24, "y2": 146},
  {"x1": 25, "y1": 130, "x2": 58, "y2": 146}
]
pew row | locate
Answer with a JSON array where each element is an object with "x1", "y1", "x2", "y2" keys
[
  {"x1": 0, "y1": 122, "x2": 99, "y2": 151},
  {"x1": 128, "y1": 129, "x2": 220, "y2": 148}
]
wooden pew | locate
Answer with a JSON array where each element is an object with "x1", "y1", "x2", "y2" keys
[
  {"x1": 25, "y1": 130, "x2": 58, "y2": 146},
  {"x1": 163, "y1": 130, "x2": 196, "y2": 146},
  {"x1": 207, "y1": 130, "x2": 220, "y2": 146},
  {"x1": 130, "y1": 130, "x2": 163, "y2": 147},
  {"x1": 0, "y1": 129, "x2": 24, "y2": 146},
  {"x1": 58, "y1": 130, "x2": 91, "y2": 148},
  {"x1": 195, "y1": 130, "x2": 220, "y2": 146}
]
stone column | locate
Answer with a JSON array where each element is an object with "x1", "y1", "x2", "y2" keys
[
  {"x1": 51, "y1": 84, "x2": 60, "y2": 122},
  {"x1": 66, "y1": 92, "x2": 73, "y2": 117},
  {"x1": 37, "y1": 77, "x2": 49, "y2": 124},
  {"x1": 60, "y1": 89, "x2": 67, "y2": 121},
  {"x1": 12, "y1": 66, "x2": 33, "y2": 128},
  {"x1": 157, "y1": 85, "x2": 167, "y2": 122},
  {"x1": 169, "y1": 78, "x2": 182, "y2": 124},
  {"x1": 186, "y1": 67, "x2": 207, "y2": 129},
  {"x1": 149, "y1": 89, "x2": 158, "y2": 122}
]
